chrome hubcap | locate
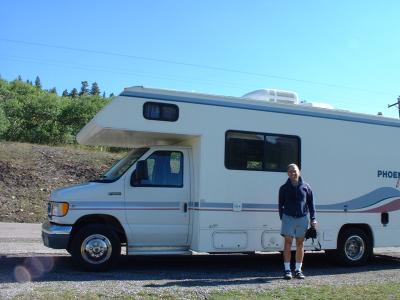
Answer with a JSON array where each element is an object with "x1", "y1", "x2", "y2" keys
[
  {"x1": 344, "y1": 235, "x2": 365, "y2": 261},
  {"x1": 81, "y1": 234, "x2": 112, "y2": 264}
]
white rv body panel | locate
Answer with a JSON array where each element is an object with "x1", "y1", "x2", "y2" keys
[{"x1": 48, "y1": 86, "x2": 400, "y2": 261}]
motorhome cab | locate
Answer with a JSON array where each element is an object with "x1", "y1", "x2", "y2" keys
[{"x1": 42, "y1": 86, "x2": 400, "y2": 271}]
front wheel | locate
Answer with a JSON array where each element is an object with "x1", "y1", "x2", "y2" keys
[
  {"x1": 336, "y1": 227, "x2": 372, "y2": 266},
  {"x1": 71, "y1": 224, "x2": 121, "y2": 271}
]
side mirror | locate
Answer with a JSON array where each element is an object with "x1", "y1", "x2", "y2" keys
[{"x1": 132, "y1": 160, "x2": 148, "y2": 185}]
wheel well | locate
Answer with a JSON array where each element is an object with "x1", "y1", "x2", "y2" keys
[
  {"x1": 69, "y1": 214, "x2": 127, "y2": 248},
  {"x1": 338, "y1": 224, "x2": 374, "y2": 248}
]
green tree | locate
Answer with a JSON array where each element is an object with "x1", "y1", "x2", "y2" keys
[
  {"x1": 2, "y1": 93, "x2": 70, "y2": 144},
  {"x1": 90, "y1": 82, "x2": 100, "y2": 96},
  {"x1": 9, "y1": 79, "x2": 44, "y2": 98},
  {"x1": 62, "y1": 89, "x2": 69, "y2": 97},
  {"x1": 0, "y1": 104, "x2": 9, "y2": 138},
  {"x1": 34, "y1": 76, "x2": 42, "y2": 89},
  {"x1": 79, "y1": 81, "x2": 89, "y2": 96},
  {"x1": 0, "y1": 79, "x2": 13, "y2": 102},
  {"x1": 59, "y1": 95, "x2": 108, "y2": 136},
  {"x1": 49, "y1": 87, "x2": 57, "y2": 94},
  {"x1": 69, "y1": 88, "x2": 78, "y2": 98},
  {"x1": 0, "y1": 78, "x2": 109, "y2": 145}
]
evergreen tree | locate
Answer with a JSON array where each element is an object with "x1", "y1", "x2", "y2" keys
[
  {"x1": 17, "y1": 75, "x2": 22, "y2": 81},
  {"x1": 109, "y1": 93, "x2": 114, "y2": 98},
  {"x1": 69, "y1": 88, "x2": 78, "y2": 98},
  {"x1": 79, "y1": 81, "x2": 89, "y2": 96},
  {"x1": 62, "y1": 89, "x2": 69, "y2": 97},
  {"x1": 90, "y1": 82, "x2": 100, "y2": 96},
  {"x1": 35, "y1": 76, "x2": 42, "y2": 89},
  {"x1": 49, "y1": 87, "x2": 57, "y2": 94},
  {"x1": 102, "y1": 91, "x2": 106, "y2": 98}
]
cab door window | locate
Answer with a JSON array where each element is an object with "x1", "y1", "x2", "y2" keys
[{"x1": 133, "y1": 151, "x2": 183, "y2": 187}]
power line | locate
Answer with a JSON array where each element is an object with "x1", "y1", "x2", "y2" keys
[
  {"x1": 0, "y1": 37, "x2": 395, "y2": 96},
  {"x1": 0, "y1": 54, "x2": 260, "y2": 90},
  {"x1": 1, "y1": 53, "x2": 396, "y2": 114}
]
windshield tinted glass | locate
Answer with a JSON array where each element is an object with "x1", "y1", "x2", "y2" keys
[{"x1": 97, "y1": 148, "x2": 149, "y2": 182}]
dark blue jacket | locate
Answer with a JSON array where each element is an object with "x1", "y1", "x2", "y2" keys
[{"x1": 278, "y1": 177, "x2": 316, "y2": 220}]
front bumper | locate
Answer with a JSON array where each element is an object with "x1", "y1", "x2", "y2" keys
[{"x1": 41, "y1": 221, "x2": 72, "y2": 249}]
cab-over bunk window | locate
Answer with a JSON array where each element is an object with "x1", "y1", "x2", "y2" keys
[
  {"x1": 225, "y1": 130, "x2": 300, "y2": 172},
  {"x1": 143, "y1": 102, "x2": 179, "y2": 122}
]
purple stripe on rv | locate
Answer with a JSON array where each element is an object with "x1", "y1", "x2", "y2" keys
[
  {"x1": 190, "y1": 187, "x2": 400, "y2": 212},
  {"x1": 316, "y1": 187, "x2": 400, "y2": 210}
]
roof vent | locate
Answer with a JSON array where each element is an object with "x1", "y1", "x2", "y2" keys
[
  {"x1": 299, "y1": 101, "x2": 335, "y2": 109},
  {"x1": 242, "y1": 89, "x2": 299, "y2": 104}
]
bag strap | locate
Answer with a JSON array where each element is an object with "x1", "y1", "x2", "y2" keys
[{"x1": 311, "y1": 238, "x2": 322, "y2": 251}]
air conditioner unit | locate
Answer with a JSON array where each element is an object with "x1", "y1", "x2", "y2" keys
[{"x1": 242, "y1": 89, "x2": 299, "y2": 105}]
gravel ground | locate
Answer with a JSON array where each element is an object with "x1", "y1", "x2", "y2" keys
[{"x1": 1, "y1": 223, "x2": 399, "y2": 299}]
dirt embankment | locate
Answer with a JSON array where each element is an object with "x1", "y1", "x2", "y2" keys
[{"x1": 0, "y1": 142, "x2": 123, "y2": 223}]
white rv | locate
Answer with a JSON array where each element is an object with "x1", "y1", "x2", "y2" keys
[{"x1": 42, "y1": 86, "x2": 400, "y2": 271}]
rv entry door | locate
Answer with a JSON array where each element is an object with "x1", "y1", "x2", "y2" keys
[{"x1": 125, "y1": 149, "x2": 190, "y2": 247}]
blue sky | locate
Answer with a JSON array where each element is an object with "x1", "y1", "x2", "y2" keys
[{"x1": 1, "y1": 0, "x2": 400, "y2": 118}]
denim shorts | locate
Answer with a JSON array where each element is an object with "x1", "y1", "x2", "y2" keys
[{"x1": 280, "y1": 214, "x2": 309, "y2": 238}]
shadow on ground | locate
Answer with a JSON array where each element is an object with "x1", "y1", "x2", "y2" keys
[{"x1": 0, "y1": 252, "x2": 399, "y2": 286}]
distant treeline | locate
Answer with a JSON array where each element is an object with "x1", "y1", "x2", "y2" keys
[{"x1": 0, "y1": 76, "x2": 112, "y2": 145}]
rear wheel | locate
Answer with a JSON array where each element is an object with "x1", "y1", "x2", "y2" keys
[
  {"x1": 71, "y1": 224, "x2": 121, "y2": 271},
  {"x1": 336, "y1": 227, "x2": 372, "y2": 266}
]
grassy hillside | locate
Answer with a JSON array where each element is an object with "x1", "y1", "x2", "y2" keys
[{"x1": 0, "y1": 141, "x2": 123, "y2": 223}]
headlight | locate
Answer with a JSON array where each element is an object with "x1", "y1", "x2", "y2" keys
[{"x1": 48, "y1": 202, "x2": 69, "y2": 217}]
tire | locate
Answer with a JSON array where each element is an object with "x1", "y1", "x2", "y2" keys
[
  {"x1": 71, "y1": 224, "x2": 121, "y2": 272},
  {"x1": 336, "y1": 227, "x2": 372, "y2": 266}
]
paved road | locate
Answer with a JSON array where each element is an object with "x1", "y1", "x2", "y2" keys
[
  {"x1": 1, "y1": 222, "x2": 399, "y2": 299},
  {"x1": 0, "y1": 222, "x2": 66, "y2": 255}
]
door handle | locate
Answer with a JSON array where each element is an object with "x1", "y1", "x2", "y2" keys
[
  {"x1": 183, "y1": 202, "x2": 188, "y2": 213},
  {"x1": 108, "y1": 192, "x2": 122, "y2": 196}
]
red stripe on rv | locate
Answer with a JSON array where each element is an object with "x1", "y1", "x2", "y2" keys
[{"x1": 361, "y1": 199, "x2": 400, "y2": 213}]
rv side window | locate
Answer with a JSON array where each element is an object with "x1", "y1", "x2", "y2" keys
[
  {"x1": 132, "y1": 151, "x2": 183, "y2": 187},
  {"x1": 225, "y1": 130, "x2": 300, "y2": 172},
  {"x1": 225, "y1": 132, "x2": 264, "y2": 170},
  {"x1": 264, "y1": 135, "x2": 300, "y2": 171},
  {"x1": 143, "y1": 102, "x2": 179, "y2": 122}
]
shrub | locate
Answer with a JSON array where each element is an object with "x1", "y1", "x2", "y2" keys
[{"x1": 0, "y1": 79, "x2": 109, "y2": 145}]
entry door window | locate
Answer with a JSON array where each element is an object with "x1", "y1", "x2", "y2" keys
[{"x1": 134, "y1": 151, "x2": 183, "y2": 187}]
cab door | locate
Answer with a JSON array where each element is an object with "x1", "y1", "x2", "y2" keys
[{"x1": 124, "y1": 149, "x2": 190, "y2": 247}]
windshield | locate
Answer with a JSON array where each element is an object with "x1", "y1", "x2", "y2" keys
[{"x1": 95, "y1": 147, "x2": 149, "y2": 182}]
